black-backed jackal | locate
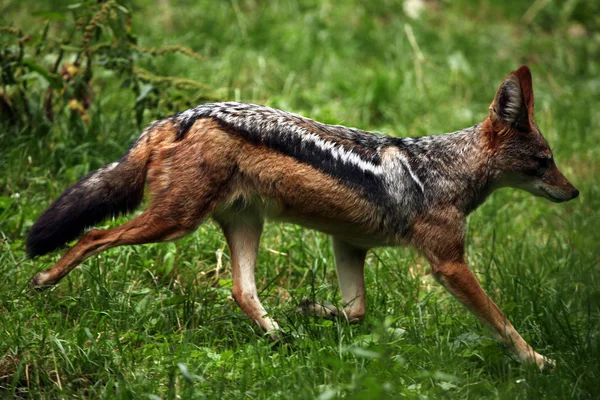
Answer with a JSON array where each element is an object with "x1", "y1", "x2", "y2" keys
[{"x1": 28, "y1": 66, "x2": 578, "y2": 369}]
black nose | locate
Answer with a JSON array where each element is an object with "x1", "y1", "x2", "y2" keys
[{"x1": 571, "y1": 188, "x2": 580, "y2": 199}]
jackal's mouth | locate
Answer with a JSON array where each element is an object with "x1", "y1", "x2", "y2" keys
[{"x1": 539, "y1": 185, "x2": 578, "y2": 203}]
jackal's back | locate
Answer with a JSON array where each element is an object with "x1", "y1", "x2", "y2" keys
[{"x1": 170, "y1": 103, "x2": 402, "y2": 198}]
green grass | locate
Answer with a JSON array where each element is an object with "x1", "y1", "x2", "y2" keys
[{"x1": 1, "y1": 0, "x2": 599, "y2": 398}]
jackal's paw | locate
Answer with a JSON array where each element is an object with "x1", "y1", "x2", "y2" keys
[
  {"x1": 533, "y1": 353, "x2": 556, "y2": 372},
  {"x1": 28, "y1": 271, "x2": 55, "y2": 293},
  {"x1": 296, "y1": 299, "x2": 339, "y2": 320},
  {"x1": 265, "y1": 329, "x2": 294, "y2": 347}
]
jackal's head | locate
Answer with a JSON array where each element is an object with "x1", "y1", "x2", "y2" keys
[{"x1": 487, "y1": 65, "x2": 579, "y2": 203}]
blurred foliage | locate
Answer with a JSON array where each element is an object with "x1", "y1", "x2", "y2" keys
[{"x1": 0, "y1": 0, "x2": 214, "y2": 135}]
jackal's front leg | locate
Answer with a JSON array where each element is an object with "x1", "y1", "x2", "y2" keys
[
  {"x1": 413, "y1": 210, "x2": 553, "y2": 370},
  {"x1": 298, "y1": 237, "x2": 367, "y2": 323},
  {"x1": 430, "y1": 260, "x2": 553, "y2": 369}
]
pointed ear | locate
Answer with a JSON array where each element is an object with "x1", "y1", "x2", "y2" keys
[
  {"x1": 490, "y1": 65, "x2": 534, "y2": 130},
  {"x1": 514, "y1": 65, "x2": 534, "y2": 115}
]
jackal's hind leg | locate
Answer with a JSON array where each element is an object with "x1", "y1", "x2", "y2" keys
[
  {"x1": 218, "y1": 216, "x2": 280, "y2": 338},
  {"x1": 30, "y1": 208, "x2": 198, "y2": 289},
  {"x1": 298, "y1": 237, "x2": 367, "y2": 323}
]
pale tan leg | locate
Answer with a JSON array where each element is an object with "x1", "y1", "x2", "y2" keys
[
  {"x1": 333, "y1": 237, "x2": 367, "y2": 322},
  {"x1": 298, "y1": 237, "x2": 367, "y2": 323},
  {"x1": 30, "y1": 209, "x2": 196, "y2": 288},
  {"x1": 431, "y1": 261, "x2": 554, "y2": 370},
  {"x1": 218, "y1": 217, "x2": 280, "y2": 337}
]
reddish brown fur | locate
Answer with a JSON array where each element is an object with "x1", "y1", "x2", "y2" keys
[{"x1": 410, "y1": 207, "x2": 465, "y2": 265}]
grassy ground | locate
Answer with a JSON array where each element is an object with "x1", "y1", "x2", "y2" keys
[{"x1": 1, "y1": 0, "x2": 599, "y2": 398}]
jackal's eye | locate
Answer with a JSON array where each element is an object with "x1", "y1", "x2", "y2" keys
[
  {"x1": 535, "y1": 156, "x2": 552, "y2": 169},
  {"x1": 528, "y1": 156, "x2": 552, "y2": 177}
]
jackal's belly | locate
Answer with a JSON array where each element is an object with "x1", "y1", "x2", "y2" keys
[
  {"x1": 213, "y1": 191, "x2": 403, "y2": 249},
  {"x1": 260, "y1": 196, "x2": 406, "y2": 248},
  {"x1": 270, "y1": 213, "x2": 389, "y2": 248}
]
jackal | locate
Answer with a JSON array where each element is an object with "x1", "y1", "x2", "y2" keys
[{"x1": 28, "y1": 65, "x2": 578, "y2": 369}]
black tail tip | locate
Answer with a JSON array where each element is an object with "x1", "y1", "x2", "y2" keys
[
  {"x1": 26, "y1": 247, "x2": 44, "y2": 259},
  {"x1": 25, "y1": 239, "x2": 49, "y2": 258},
  {"x1": 26, "y1": 226, "x2": 63, "y2": 258}
]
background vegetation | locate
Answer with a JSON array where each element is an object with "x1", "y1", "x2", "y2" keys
[{"x1": 1, "y1": 0, "x2": 599, "y2": 398}]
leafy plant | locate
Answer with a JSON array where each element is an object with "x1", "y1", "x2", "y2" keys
[{"x1": 0, "y1": 0, "x2": 215, "y2": 134}]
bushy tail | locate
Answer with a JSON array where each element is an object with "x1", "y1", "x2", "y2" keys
[{"x1": 27, "y1": 140, "x2": 152, "y2": 258}]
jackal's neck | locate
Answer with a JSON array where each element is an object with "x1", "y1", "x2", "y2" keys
[{"x1": 397, "y1": 123, "x2": 495, "y2": 214}]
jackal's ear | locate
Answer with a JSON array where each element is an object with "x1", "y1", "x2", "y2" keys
[{"x1": 490, "y1": 65, "x2": 534, "y2": 131}]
